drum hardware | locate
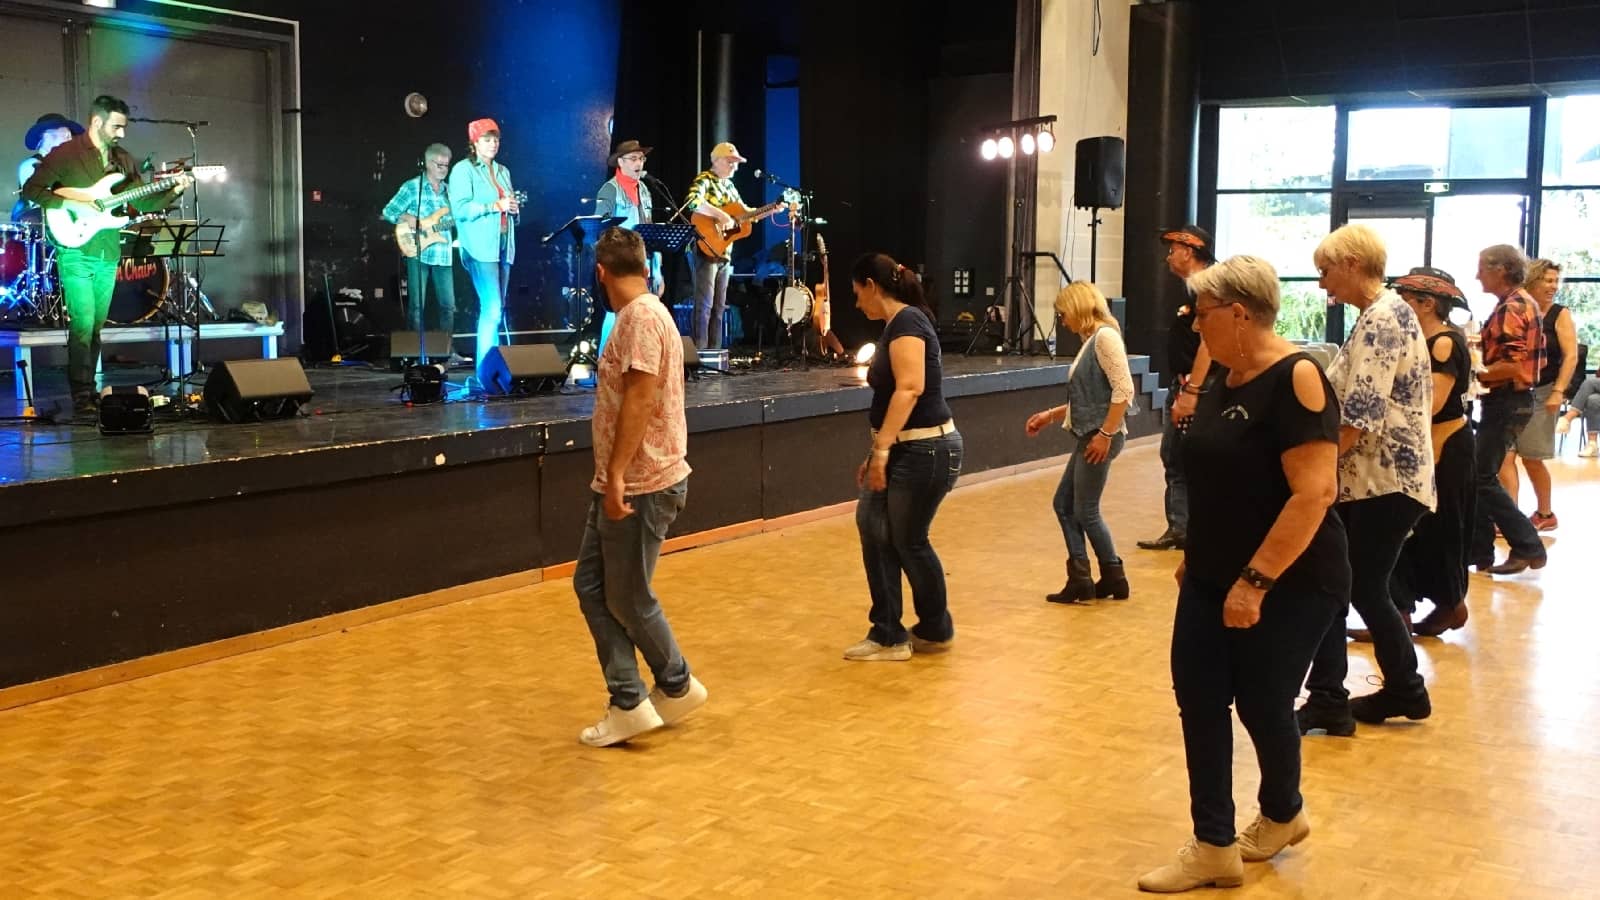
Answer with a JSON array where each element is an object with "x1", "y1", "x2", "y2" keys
[{"x1": 0, "y1": 221, "x2": 63, "y2": 326}]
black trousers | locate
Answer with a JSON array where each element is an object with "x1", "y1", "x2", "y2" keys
[
  {"x1": 1305, "y1": 493, "x2": 1427, "y2": 707},
  {"x1": 1172, "y1": 575, "x2": 1342, "y2": 847},
  {"x1": 1391, "y1": 426, "x2": 1475, "y2": 615}
]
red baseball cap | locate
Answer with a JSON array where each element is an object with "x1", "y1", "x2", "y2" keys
[{"x1": 468, "y1": 118, "x2": 501, "y2": 144}]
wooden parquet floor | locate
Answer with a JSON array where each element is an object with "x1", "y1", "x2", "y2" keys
[{"x1": 3, "y1": 439, "x2": 1598, "y2": 898}]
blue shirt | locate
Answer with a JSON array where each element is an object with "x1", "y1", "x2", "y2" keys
[
  {"x1": 448, "y1": 157, "x2": 517, "y2": 265},
  {"x1": 381, "y1": 176, "x2": 453, "y2": 267}
]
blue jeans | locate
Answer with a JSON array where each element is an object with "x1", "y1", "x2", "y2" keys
[
  {"x1": 690, "y1": 252, "x2": 731, "y2": 349},
  {"x1": 856, "y1": 431, "x2": 964, "y2": 646},
  {"x1": 1172, "y1": 574, "x2": 1341, "y2": 847},
  {"x1": 573, "y1": 479, "x2": 692, "y2": 709},
  {"x1": 1570, "y1": 376, "x2": 1600, "y2": 432},
  {"x1": 464, "y1": 255, "x2": 509, "y2": 383},
  {"x1": 1159, "y1": 394, "x2": 1190, "y2": 535},
  {"x1": 1470, "y1": 389, "x2": 1545, "y2": 561},
  {"x1": 1053, "y1": 431, "x2": 1125, "y2": 564}
]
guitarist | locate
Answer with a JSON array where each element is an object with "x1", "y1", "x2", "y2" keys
[
  {"x1": 381, "y1": 142, "x2": 457, "y2": 339},
  {"x1": 684, "y1": 141, "x2": 747, "y2": 350},
  {"x1": 22, "y1": 94, "x2": 188, "y2": 415}
]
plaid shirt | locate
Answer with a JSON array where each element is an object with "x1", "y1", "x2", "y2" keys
[
  {"x1": 381, "y1": 176, "x2": 453, "y2": 267},
  {"x1": 1480, "y1": 287, "x2": 1546, "y2": 390},
  {"x1": 685, "y1": 170, "x2": 743, "y2": 259}
]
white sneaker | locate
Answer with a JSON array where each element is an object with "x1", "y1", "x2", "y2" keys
[
  {"x1": 579, "y1": 700, "x2": 664, "y2": 747},
  {"x1": 909, "y1": 634, "x2": 953, "y2": 654},
  {"x1": 842, "y1": 639, "x2": 912, "y2": 661},
  {"x1": 648, "y1": 675, "x2": 708, "y2": 725},
  {"x1": 1580, "y1": 443, "x2": 1598, "y2": 459}
]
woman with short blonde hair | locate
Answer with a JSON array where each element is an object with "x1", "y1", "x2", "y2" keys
[
  {"x1": 1024, "y1": 282, "x2": 1135, "y2": 603},
  {"x1": 1313, "y1": 223, "x2": 1388, "y2": 281}
]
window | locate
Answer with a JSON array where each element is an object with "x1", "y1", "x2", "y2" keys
[
  {"x1": 1346, "y1": 106, "x2": 1530, "y2": 181},
  {"x1": 1540, "y1": 95, "x2": 1600, "y2": 348},
  {"x1": 1217, "y1": 107, "x2": 1335, "y2": 190}
]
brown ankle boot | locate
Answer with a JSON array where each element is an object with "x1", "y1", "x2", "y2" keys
[
  {"x1": 1412, "y1": 601, "x2": 1468, "y2": 637},
  {"x1": 1137, "y1": 838, "x2": 1244, "y2": 892}
]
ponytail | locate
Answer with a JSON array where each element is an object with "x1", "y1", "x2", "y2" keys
[{"x1": 850, "y1": 253, "x2": 936, "y2": 319}]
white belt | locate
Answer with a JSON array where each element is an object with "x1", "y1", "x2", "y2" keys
[{"x1": 872, "y1": 419, "x2": 956, "y2": 444}]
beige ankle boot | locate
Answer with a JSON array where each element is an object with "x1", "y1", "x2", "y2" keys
[
  {"x1": 1237, "y1": 809, "x2": 1310, "y2": 861},
  {"x1": 1138, "y1": 838, "x2": 1244, "y2": 892}
]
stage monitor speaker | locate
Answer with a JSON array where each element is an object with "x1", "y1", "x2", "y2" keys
[
  {"x1": 204, "y1": 358, "x2": 314, "y2": 423},
  {"x1": 1074, "y1": 136, "x2": 1126, "y2": 210},
  {"x1": 482, "y1": 344, "x2": 567, "y2": 395},
  {"x1": 389, "y1": 330, "x2": 453, "y2": 359},
  {"x1": 98, "y1": 385, "x2": 153, "y2": 435},
  {"x1": 682, "y1": 336, "x2": 701, "y2": 374}
]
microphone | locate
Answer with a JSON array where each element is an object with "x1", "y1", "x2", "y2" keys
[
  {"x1": 403, "y1": 92, "x2": 429, "y2": 118},
  {"x1": 139, "y1": 154, "x2": 154, "y2": 174}
]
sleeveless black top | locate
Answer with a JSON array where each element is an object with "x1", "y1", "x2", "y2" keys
[
  {"x1": 1429, "y1": 331, "x2": 1472, "y2": 424},
  {"x1": 1537, "y1": 303, "x2": 1565, "y2": 387}
]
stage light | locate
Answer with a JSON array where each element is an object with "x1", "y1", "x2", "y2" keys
[
  {"x1": 854, "y1": 343, "x2": 876, "y2": 365},
  {"x1": 83, "y1": 0, "x2": 116, "y2": 7},
  {"x1": 1020, "y1": 132, "x2": 1036, "y2": 155},
  {"x1": 1037, "y1": 128, "x2": 1055, "y2": 153},
  {"x1": 980, "y1": 138, "x2": 998, "y2": 161},
  {"x1": 577, "y1": 339, "x2": 593, "y2": 355},
  {"x1": 997, "y1": 136, "x2": 1014, "y2": 159}
]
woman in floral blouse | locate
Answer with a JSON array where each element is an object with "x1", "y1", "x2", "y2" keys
[{"x1": 1298, "y1": 224, "x2": 1437, "y2": 736}]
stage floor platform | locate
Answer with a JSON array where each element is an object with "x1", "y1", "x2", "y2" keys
[{"x1": 0, "y1": 352, "x2": 1164, "y2": 690}]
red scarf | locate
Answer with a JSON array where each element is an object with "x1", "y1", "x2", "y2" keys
[{"x1": 615, "y1": 170, "x2": 641, "y2": 209}]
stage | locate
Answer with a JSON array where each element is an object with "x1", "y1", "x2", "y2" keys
[{"x1": 0, "y1": 352, "x2": 1164, "y2": 691}]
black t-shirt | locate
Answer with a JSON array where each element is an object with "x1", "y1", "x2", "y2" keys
[
  {"x1": 1167, "y1": 304, "x2": 1201, "y2": 389},
  {"x1": 1181, "y1": 353, "x2": 1349, "y2": 596},
  {"x1": 1429, "y1": 330, "x2": 1472, "y2": 423},
  {"x1": 867, "y1": 306, "x2": 952, "y2": 430}
]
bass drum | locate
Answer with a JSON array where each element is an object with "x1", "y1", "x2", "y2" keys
[
  {"x1": 776, "y1": 284, "x2": 813, "y2": 327},
  {"x1": 0, "y1": 222, "x2": 36, "y2": 287},
  {"x1": 107, "y1": 257, "x2": 169, "y2": 324}
]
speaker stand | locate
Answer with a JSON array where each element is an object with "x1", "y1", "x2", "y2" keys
[{"x1": 1087, "y1": 207, "x2": 1103, "y2": 284}]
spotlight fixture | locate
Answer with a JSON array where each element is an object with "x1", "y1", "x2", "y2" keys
[
  {"x1": 975, "y1": 115, "x2": 1058, "y2": 164},
  {"x1": 854, "y1": 343, "x2": 876, "y2": 365},
  {"x1": 997, "y1": 135, "x2": 1014, "y2": 159},
  {"x1": 980, "y1": 138, "x2": 998, "y2": 161},
  {"x1": 1037, "y1": 128, "x2": 1055, "y2": 153},
  {"x1": 1020, "y1": 132, "x2": 1036, "y2": 155}
]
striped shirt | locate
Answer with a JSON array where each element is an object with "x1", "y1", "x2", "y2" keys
[{"x1": 686, "y1": 170, "x2": 743, "y2": 259}]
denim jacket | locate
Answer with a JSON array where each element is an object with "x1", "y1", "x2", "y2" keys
[
  {"x1": 1065, "y1": 327, "x2": 1137, "y2": 437},
  {"x1": 447, "y1": 157, "x2": 516, "y2": 265},
  {"x1": 594, "y1": 176, "x2": 653, "y2": 229}
]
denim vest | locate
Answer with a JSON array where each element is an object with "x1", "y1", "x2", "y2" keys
[
  {"x1": 447, "y1": 157, "x2": 516, "y2": 266},
  {"x1": 1066, "y1": 327, "x2": 1116, "y2": 437},
  {"x1": 595, "y1": 176, "x2": 653, "y2": 229}
]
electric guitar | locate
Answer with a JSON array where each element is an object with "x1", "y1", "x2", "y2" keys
[
  {"x1": 691, "y1": 188, "x2": 800, "y2": 258},
  {"x1": 396, "y1": 206, "x2": 455, "y2": 258},
  {"x1": 44, "y1": 166, "x2": 223, "y2": 249},
  {"x1": 815, "y1": 233, "x2": 832, "y2": 337}
]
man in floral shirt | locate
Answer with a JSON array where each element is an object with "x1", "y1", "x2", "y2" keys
[{"x1": 1470, "y1": 244, "x2": 1548, "y2": 574}]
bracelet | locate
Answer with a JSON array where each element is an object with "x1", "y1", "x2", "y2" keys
[
  {"x1": 1238, "y1": 565, "x2": 1277, "y2": 591},
  {"x1": 1182, "y1": 385, "x2": 1205, "y2": 396},
  {"x1": 870, "y1": 447, "x2": 891, "y2": 457},
  {"x1": 1096, "y1": 428, "x2": 1115, "y2": 439}
]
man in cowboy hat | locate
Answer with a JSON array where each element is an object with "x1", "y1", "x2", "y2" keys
[
  {"x1": 13, "y1": 113, "x2": 84, "y2": 223},
  {"x1": 593, "y1": 139, "x2": 664, "y2": 352}
]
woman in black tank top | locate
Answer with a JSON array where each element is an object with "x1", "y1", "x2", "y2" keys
[
  {"x1": 1138, "y1": 256, "x2": 1347, "y2": 893},
  {"x1": 1389, "y1": 270, "x2": 1476, "y2": 636}
]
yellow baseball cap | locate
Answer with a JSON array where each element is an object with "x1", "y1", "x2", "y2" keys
[{"x1": 710, "y1": 141, "x2": 747, "y2": 162}]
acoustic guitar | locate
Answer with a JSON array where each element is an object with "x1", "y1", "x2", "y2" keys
[
  {"x1": 44, "y1": 166, "x2": 224, "y2": 249},
  {"x1": 815, "y1": 233, "x2": 832, "y2": 337},
  {"x1": 691, "y1": 188, "x2": 800, "y2": 258}
]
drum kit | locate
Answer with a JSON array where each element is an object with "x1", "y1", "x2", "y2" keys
[{"x1": 0, "y1": 219, "x2": 63, "y2": 324}]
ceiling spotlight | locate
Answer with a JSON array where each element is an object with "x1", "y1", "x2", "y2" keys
[
  {"x1": 980, "y1": 138, "x2": 998, "y2": 161},
  {"x1": 1020, "y1": 132, "x2": 1036, "y2": 155},
  {"x1": 1037, "y1": 129, "x2": 1055, "y2": 153},
  {"x1": 997, "y1": 135, "x2": 1014, "y2": 159}
]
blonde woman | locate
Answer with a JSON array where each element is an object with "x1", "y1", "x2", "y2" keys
[{"x1": 1025, "y1": 282, "x2": 1134, "y2": 603}]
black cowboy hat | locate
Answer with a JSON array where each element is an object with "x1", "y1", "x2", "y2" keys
[{"x1": 25, "y1": 113, "x2": 85, "y2": 152}]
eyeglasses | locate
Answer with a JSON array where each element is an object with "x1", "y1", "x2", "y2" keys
[
  {"x1": 620, "y1": 154, "x2": 646, "y2": 163},
  {"x1": 1193, "y1": 301, "x2": 1233, "y2": 319}
]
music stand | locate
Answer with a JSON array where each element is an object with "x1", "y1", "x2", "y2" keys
[
  {"x1": 635, "y1": 222, "x2": 695, "y2": 255},
  {"x1": 541, "y1": 214, "x2": 626, "y2": 247},
  {"x1": 125, "y1": 218, "x2": 227, "y2": 406}
]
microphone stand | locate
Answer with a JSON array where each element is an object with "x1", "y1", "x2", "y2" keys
[{"x1": 132, "y1": 116, "x2": 212, "y2": 408}]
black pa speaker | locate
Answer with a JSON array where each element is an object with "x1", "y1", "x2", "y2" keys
[
  {"x1": 98, "y1": 385, "x2": 154, "y2": 435},
  {"x1": 389, "y1": 330, "x2": 453, "y2": 360},
  {"x1": 204, "y1": 358, "x2": 314, "y2": 422},
  {"x1": 482, "y1": 344, "x2": 567, "y2": 395},
  {"x1": 1074, "y1": 136, "x2": 1126, "y2": 210}
]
